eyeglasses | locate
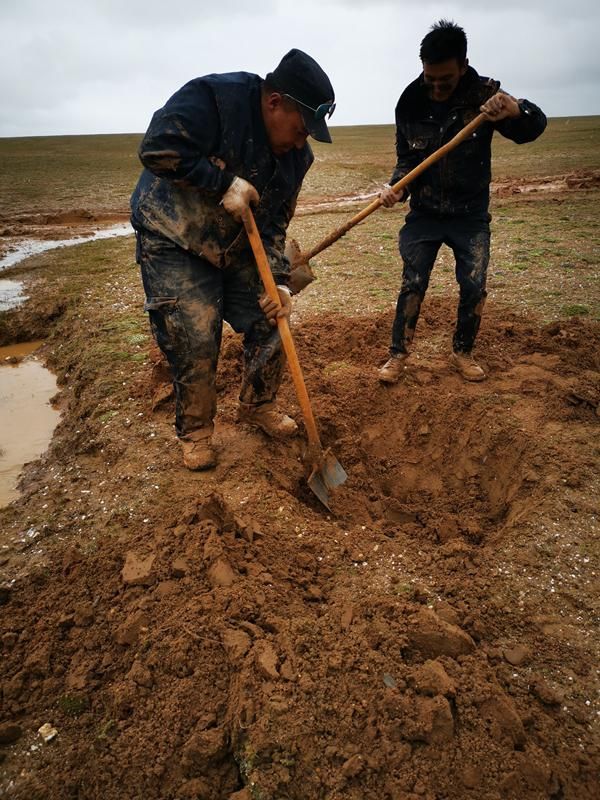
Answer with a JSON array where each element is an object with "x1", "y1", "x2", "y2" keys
[{"x1": 283, "y1": 93, "x2": 336, "y2": 120}]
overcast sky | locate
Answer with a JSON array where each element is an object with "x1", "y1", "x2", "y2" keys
[{"x1": 2, "y1": 0, "x2": 599, "y2": 137}]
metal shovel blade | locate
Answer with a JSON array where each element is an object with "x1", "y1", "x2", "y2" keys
[{"x1": 307, "y1": 448, "x2": 348, "y2": 511}]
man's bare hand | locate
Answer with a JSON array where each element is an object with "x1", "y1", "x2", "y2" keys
[
  {"x1": 480, "y1": 92, "x2": 521, "y2": 122},
  {"x1": 221, "y1": 176, "x2": 259, "y2": 221},
  {"x1": 259, "y1": 287, "x2": 292, "y2": 326},
  {"x1": 379, "y1": 184, "x2": 406, "y2": 208}
]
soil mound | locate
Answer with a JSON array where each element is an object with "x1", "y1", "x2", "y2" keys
[{"x1": 1, "y1": 300, "x2": 599, "y2": 799}]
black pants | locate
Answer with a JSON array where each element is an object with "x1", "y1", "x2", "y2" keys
[
  {"x1": 136, "y1": 228, "x2": 284, "y2": 439},
  {"x1": 391, "y1": 212, "x2": 490, "y2": 355}
]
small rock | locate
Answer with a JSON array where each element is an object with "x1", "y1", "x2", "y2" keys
[
  {"x1": 340, "y1": 606, "x2": 354, "y2": 631},
  {"x1": 503, "y1": 644, "x2": 530, "y2": 666},
  {"x1": 38, "y1": 723, "x2": 58, "y2": 743},
  {"x1": 2, "y1": 632, "x2": 18, "y2": 649},
  {"x1": 222, "y1": 629, "x2": 251, "y2": 663},
  {"x1": 411, "y1": 660, "x2": 456, "y2": 697},
  {"x1": 207, "y1": 558, "x2": 235, "y2": 588},
  {"x1": 127, "y1": 660, "x2": 153, "y2": 688},
  {"x1": 478, "y1": 694, "x2": 526, "y2": 747},
  {"x1": 0, "y1": 723, "x2": 23, "y2": 745},
  {"x1": 408, "y1": 608, "x2": 475, "y2": 659},
  {"x1": 530, "y1": 678, "x2": 564, "y2": 706},
  {"x1": 171, "y1": 558, "x2": 188, "y2": 579},
  {"x1": 114, "y1": 611, "x2": 150, "y2": 646},
  {"x1": 254, "y1": 642, "x2": 279, "y2": 680},
  {"x1": 73, "y1": 603, "x2": 94, "y2": 627},
  {"x1": 121, "y1": 551, "x2": 156, "y2": 587},
  {"x1": 341, "y1": 753, "x2": 364, "y2": 778},
  {"x1": 433, "y1": 601, "x2": 461, "y2": 627},
  {"x1": 280, "y1": 659, "x2": 295, "y2": 681},
  {"x1": 409, "y1": 696, "x2": 455, "y2": 744},
  {"x1": 154, "y1": 580, "x2": 178, "y2": 599},
  {"x1": 57, "y1": 614, "x2": 75, "y2": 630},
  {"x1": 229, "y1": 789, "x2": 252, "y2": 800},
  {"x1": 462, "y1": 764, "x2": 481, "y2": 789},
  {"x1": 304, "y1": 584, "x2": 323, "y2": 601}
]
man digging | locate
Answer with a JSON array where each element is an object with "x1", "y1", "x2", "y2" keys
[
  {"x1": 378, "y1": 20, "x2": 546, "y2": 383},
  {"x1": 131, "y1": 49, "x2": 335, "y2": 469}
]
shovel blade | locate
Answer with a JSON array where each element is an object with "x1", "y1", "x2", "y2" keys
[{"x1": 307, "y1": 449, "x2": 348, "y2": 511}]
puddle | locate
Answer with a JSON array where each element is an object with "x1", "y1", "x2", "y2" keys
[
  {"x1": 0, "y1": 342, "x2": 60, "y2": 508},
  {"x1": 0, "y1": 279, "x2": 27, "y2": 312},
  {"x1": 0, "y1": 222, "x2": 133, "y2": 272}
]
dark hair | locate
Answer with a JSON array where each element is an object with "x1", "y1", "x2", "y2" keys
[{"x1": 419, "y1": 19, "x2": 467, "y2": 65}]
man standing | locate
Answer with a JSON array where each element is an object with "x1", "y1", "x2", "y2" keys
[
  {"x1": 378, "y1": 20, "x2": 546, "y2": 383},
  {"x1": 131, "y1": 50, "x2": 335, "y2": 469}
]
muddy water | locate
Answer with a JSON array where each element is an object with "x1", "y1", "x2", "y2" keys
[
  {"x1": 0, "y1": 279, "x2": 27, "y2": 312},
  {"x1": 0, "y1": 342, "x2": 60, "y2": 508},
  {"x1": 0, "y1": 222, "x2": 133, "y2": 313},
  {"x1": 0, "y1": 222, "x2": 133, "y2": 272}
]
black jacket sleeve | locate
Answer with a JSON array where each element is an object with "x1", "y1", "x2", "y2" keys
[
  {"x1": 494, "y1": 98, "x2": 547, "y2": 144},
  {"x1": 138, "y1": 79, "x2": 235, "y2": 195}
]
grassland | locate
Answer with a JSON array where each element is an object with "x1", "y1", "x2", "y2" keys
[
  {"x1": 0, "y1": 115, "x2": 598, "y2": 327},
  {"x1": 0, "y1": 116, "x2": 598, "y2": 215}
]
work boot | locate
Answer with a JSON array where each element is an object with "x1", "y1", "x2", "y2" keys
[
  {"x1": 450, "y1": 351, "x2": 486, "y2": 382},
  {"x1": 180, "y1": 436, "x2": 217, "y2": 471},
  {"x1": 378, "y1": 353, "x2": 409, "y2": 384},
  {"x1": 238, "y1": 402, "x2": 298, "y2": 438}
]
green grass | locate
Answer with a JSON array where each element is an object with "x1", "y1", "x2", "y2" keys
[
  {"x1": 0, "y1": 117, "x2": 598, "y2": 332},
  {"x1": 1, "y1": 116, "x2": 598, "y2": 217},
  {"x1": 0, "y1": 133, "x2": 142, "y2": 216}
]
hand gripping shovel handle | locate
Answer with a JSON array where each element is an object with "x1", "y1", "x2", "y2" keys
[
  {"x1": 303, "y1": 111, "x2": 488, "y2": 261},
  {"x1": 241, "y1": 208, "x2": 323, "y2": 461}
]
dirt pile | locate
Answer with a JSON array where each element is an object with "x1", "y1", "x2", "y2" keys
[{"x1": 1, "y1": 299, "x2": 599, "y2": 799}]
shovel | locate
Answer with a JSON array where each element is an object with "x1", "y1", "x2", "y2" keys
[
  {"x1": 289, "y1": 112, "x2": 488, "y2": 292},
  {"x1": 242, "y1": 207, "x2": 347, "y2": 511}
]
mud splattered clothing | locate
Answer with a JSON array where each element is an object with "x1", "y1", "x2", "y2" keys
[
  {"x1": 388, "y1": 66, "x2": 546, "y2": 355},
  {"x1": 131, "y1": 71, "x2": 312, "y2": 283},
  {"x1": 392, "y1": 212, "x2": 490, "y2": 354},
  {"x1": 131, "y1": 72, "x2": 312, "y2": 438},
  {"x1": 137, "y1": 229, "x2": 282, "y2": 439}
]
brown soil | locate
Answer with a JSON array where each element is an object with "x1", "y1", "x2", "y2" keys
[
  {"x1": 1, "y1": 168, "x2": 597, "y2": 257},
  {"x1": 1, "y1": 286, "x2": 599, "y2": 798}
]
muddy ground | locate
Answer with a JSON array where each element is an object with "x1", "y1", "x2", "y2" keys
[{"x1": 0, "y1": 169, "x2": 599, "y2": 798}]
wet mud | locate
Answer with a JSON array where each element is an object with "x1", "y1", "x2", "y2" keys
[{"x1": 0, "y1": 292, "x2": 599, "y2": 799}]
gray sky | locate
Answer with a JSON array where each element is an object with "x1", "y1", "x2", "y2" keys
[{"x1": 2, "y1": 0, "x2": 599, "y2": 136}]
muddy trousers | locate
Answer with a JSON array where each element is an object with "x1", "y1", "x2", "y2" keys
[
  {"x1": 136, "y1": 228, "x2": 284, "y2": 440},
  {"x1": 390, "y1": 212, "x2": 490, "y2": 355}
]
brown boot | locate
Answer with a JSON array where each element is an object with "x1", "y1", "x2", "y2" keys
[
  {"x1": 180, "y1": 436, "x2": 217, "y2": 470},
  {"x1": 238, "y1": 402, "x2": 298, "y2": 438},
  {"x1": 378, "y1": 353, "x2": 409, "y2": 384},
  {"x1": 450, "y1": 351, "x2": 486, "y2": 382}
]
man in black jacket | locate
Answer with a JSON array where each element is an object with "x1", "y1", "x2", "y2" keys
[
  {"x1": 131, "y1": 50, "x2": 335, "y2": 469},
  {"x1": 378, "y1": 20, "x2": 546, "y2": 383}
]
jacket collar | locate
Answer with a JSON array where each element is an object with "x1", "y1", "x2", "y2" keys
[{"x1": 397, "y1": 65, "x2": 499, "y2": 120}]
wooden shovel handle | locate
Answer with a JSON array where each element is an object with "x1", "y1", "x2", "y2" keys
[
  {"x1": 241, "y1": 208, "x2": 323, "y2": 455},
  {"x1": 303, "y1": 112, "x2": 488, "y2": 261}
]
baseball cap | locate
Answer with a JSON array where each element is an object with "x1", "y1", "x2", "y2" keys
[{"x1": 265, "y1": 49, "x2": 335, "y2": 143}]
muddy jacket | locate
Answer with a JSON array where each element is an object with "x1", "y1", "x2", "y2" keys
[
  {"x1": 389, "y1": 66, "x2": 547, "y2": 218},
  {"x1": 130, "y1": 72, "x2": 313, "y2": 283}
]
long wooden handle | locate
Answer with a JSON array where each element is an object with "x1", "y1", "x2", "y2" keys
[
  {"x1": 242, "y1": 208, "x2": 323, "y2": 455},
  {"x1": 303, "y1": 112, "x2": 487, "y2": 261}
]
